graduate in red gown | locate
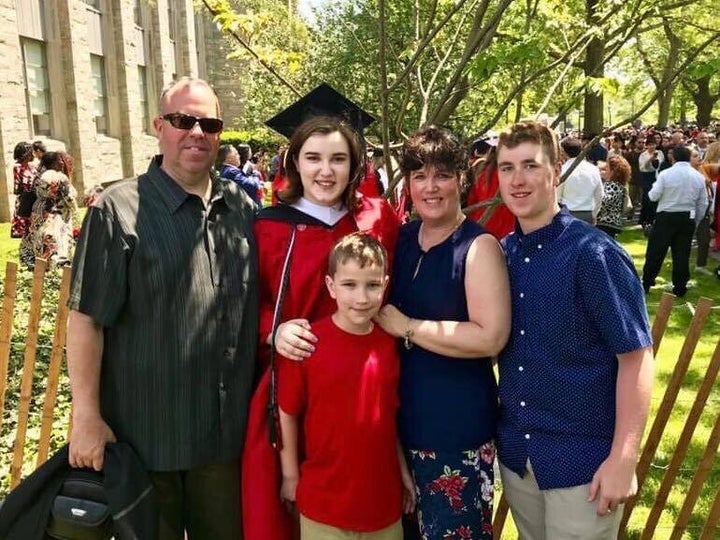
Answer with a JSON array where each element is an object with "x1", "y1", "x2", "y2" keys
[
  {"x1": 242, "y1": 84, "x2": 399, "y2": 540},
  {"x1": 465, "y1": 141, "x2": 515, "y2": 240}
]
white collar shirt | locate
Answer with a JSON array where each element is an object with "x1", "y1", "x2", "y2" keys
[{"x1": 559, "y1": 158, "x2": 604, "y2": 214}]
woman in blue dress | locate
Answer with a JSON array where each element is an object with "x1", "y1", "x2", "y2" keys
[{"x1": 376, "y1": 126, "x2": 511, "y2": 539}]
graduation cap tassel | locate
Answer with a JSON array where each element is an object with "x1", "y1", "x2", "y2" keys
[{"x1": 267, "y1": 227, "x2": 298, "y2": 450}]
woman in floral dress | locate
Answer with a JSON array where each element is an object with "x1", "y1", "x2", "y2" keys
[
  {"x1": 596, "y1": 155, "x2": 631, "y2": 239},
  {"x1": 376, "y1": 126, "x2": 511, "y2": 539},
  {"x1": 20, "y1": 151, "x2": 79, "y2": 269},
  {"x1": 11, "y1": 142, "x2": 37, "y2": 239}
]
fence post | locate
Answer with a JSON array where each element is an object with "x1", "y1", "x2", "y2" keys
[
  {"x1": 620, "y1": 296, "x2": 713, "y2": 535},
  {"x1": 640, "y1": 298, "x2": 717, "y2": 539},
  {"x1": 36, "y1": 267, "x2": 72, "y2": 467},
  {"x1": 10, "y1": 259, "x2": 47, "y2": 489},
  {"x1": 0, "y1": 262, "x2": 19, "y2": 429}
]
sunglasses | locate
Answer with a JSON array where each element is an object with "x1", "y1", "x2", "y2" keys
[{"x1": 161, "y1": 113, "x2": 224, "y2": 134}]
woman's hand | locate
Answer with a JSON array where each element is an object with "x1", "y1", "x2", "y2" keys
[
  {"x1": 375, "y1": 305, "x2": 409, "y2": 338},
  {"x1": 272, "y1": 319, "x2": 317, "y2": 361},
  {"x1": 401, "y1": 466, "x2": 417, "y2": 514}
]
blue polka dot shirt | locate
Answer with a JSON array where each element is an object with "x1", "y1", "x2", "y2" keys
[{"x1": 497, "y1": 208, "x2": 652, "y2": 490}]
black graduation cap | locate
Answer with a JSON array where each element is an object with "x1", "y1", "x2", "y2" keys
[{"x1": 265, "y1": 83, "x2": 376, "y2": 139}]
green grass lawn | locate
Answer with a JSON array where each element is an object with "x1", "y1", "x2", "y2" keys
[{"x1": 0, "y1": 222, "x2": 718, "y2": 537}]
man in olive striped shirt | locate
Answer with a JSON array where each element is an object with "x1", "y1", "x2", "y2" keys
[{"x1": 67, "y1": 77, "x2": 258, "y2": 539}]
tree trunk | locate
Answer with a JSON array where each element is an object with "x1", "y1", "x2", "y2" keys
[
  {"x1": 582, "y1": 0, "x2": 604, "y2": 135},
  {"x1": 691, "y1": 74, "x2": 718, "y2": 128},
  {"x1": 656, "y1": 90, "x2": 673, "y2": 127}
]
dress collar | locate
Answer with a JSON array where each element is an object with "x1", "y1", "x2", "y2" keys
[{"x1": 292, "y1": 197, "x2": 348, "y2": 226}]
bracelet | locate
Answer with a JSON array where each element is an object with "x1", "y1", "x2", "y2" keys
[{"x1": 403, "y1": 317, "x2": 414, "y2": 350}]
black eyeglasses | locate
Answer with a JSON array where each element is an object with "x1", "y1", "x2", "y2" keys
[{"x1": 161, "y1": 113, "x2": 224, "y2": 134}]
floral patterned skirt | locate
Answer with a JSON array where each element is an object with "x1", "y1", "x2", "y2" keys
[{"x1": 404, "y1": 443, "x2": 495, "y2": 540}]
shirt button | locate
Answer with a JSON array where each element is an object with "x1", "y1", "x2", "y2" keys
[
  {"x1": 518, "y1": 366, "x2": 524, "y2": 372},
  {"x1": 520, "y1": 292, "x2": 524, "y2": 298},
  {"x1": 524, "y1": 257, "x2": 530, "y2": 263},
  {"x1": 525, "y1": 433, "x2": 531, "y2": 440},
  {"x1": 520, "y1": 330, "x2": 525, "y2": 335},
  {"x1": 520, "y1": 401, "x2": 526, "y2": 407}
]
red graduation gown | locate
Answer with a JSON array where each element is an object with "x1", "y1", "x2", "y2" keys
[
  {"x1": 241, "y1": 196, "x2": 399, "y2": 540},
  {"x1": 466, "y1": 167, "x2": 516, "y2": 240}
]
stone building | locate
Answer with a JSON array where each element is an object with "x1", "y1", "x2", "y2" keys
[{"x1": 0, "y1": 0, "x2": 233, "y2": 221}]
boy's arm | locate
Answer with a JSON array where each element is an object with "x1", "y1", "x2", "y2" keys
[
  {"x1": 397, "y1": 440, "x2": 416, "y2": 514},
  {"x1": 279, "y1": 408, "x2": 300, "y2": 505}
]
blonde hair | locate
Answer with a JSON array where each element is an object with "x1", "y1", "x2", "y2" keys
[{"x1": 328, "y1": 233, "x2": 387, "y2": 276}]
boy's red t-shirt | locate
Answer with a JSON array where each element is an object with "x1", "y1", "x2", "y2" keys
[{"x1": 278, "y1": 316, "x2": 402, "y2": 532}]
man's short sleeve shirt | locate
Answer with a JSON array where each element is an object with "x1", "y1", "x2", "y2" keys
[
  {"x1": 69, "y1": 157, "x2": 259, "y2": 471},
  {"x1": 497, "y1": 209, "x2": 652, "y2": 489}
]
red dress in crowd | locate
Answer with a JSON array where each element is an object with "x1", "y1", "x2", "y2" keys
[
  {"x1": 465, "y1": 166, "x2": 515, "y2": 240},
  {"x1": 241, "y1": 195, "x2": 399, "y2": 540}
]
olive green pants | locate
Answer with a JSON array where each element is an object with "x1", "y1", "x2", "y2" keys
[{"x1": 149, "y1": 461, "x2": 241, "y2": 540}]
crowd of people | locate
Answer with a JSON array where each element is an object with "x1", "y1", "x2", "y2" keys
[
  {"x1": 5, "y1": 75, "x2": 720, "y2": 540},
  {"x1": 11, "y1": 141, "x2": 79, "y2": 269}
]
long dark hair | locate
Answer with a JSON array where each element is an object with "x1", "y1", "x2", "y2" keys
[{"x1": 279, "y1": 116, "x2": 365, "y2": 210}]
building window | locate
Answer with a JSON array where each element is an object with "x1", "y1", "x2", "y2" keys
[
  {"x1": 167, "y1": 0, "x2": 176, "y2": 41},
  {"x1": 21, "y1": 38, "x2": 52, "y2": 136},
  {"x1": 90, "y1": 54, "x2": 108, "y2": 134},
  {"x1": 82, "y1": 0, "x2": 100, "y2": 9},
  {"x1": 138, "y1": 66, "x2": 149, "y2": 132},
  {"x1": 134, "y1": 0, "x2": 142, "y2": 26}
]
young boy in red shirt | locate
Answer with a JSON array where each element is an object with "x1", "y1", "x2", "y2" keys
[{"x1": 278, "y1": 232, "x2": 415, "y2": 539}]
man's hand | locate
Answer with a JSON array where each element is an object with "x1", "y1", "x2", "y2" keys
[
  {"x1": 588, "y1": 455, "x2": 637, "y2": 516},
  {"x1": 69, "y1": 413, "x2": 116, "y2": 471}
]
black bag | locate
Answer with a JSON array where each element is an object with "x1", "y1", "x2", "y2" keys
[{"x1": 46, "y1": 470, "x2": 113, "y2": 540}]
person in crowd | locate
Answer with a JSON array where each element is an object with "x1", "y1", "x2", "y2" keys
[
  {"x1": 66, "y1": 77, "x2": 258, "y2": 539},
  {"x1": 11, "y1": 142, "x2": 37, "y2": 239},
  {"x1": 582, "y1": 133, "x2": 608, "y2": 164},
  {"x1": 268, "y1": 144, "x2": 287, "y2": 182},
  {"x1": 642, "y1": 145, "x2": 708, "y2": 297},
  {"x1": 218, "y1": 143, "x2": 264, "y2": 205},
  {"x1": 238, "y1": 144, "x2": 257, "y2": 177},
  {"x1": 32, "y1": 140, "x2": 46, "y2": 163},
  {"x1": 596, "y1": 155, "x2": 631, "y2": 239},
  {"x1": 691, "y1": 149, "x2": 714, "y2": 275},
  {"x1": 495, "y1": 120, "x2": 654, "y2": 539},
  {"x1": 701, "y1": 142, "x2": 720, "y2": 252},
  {"x1": 278, "y1": 233, "x2": 414, "y2": 540},
  {"x1": 557, "y1": 137, "x2": 603, "y2": 224},
  {"x1": 694, "y1": 130, "x2": 709, "y2": 160},
  {"x1": 241, "y1": 83, "x2": 399, "y2": 540},
  {"x1": 19, "y1": 151, "x2": 78, "y2": 269},
  {"x1": 623, "y1": 136, "x2": 644, "y2": 211},
  {"x1": 638, "y1": 137, "x2": 664, "y2": 232},
  {"x1": 465, "y1": 139, "x2": 516, "y2": 240},
  {"x1": 375, "y1": 125, "x2": 511, "y2": 539}
]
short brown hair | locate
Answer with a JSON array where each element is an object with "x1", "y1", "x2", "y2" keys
[
  {"x1": 328, "y1": 233, "x2": 387, "y2": 276},
  {"x1": 498, "y1": 121, "x2": 560, "y2": 165},
  {"x1": 399, "y1": 125, "x2": 466, "y2": 176},
  {"x1": 607, "y1": 155, "x2": 631, "y2": 185},
  {"x1": 279, "y1": 116, "x2": 364, "y2": 210}
]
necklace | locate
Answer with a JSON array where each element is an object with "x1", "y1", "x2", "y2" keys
[
  {"x1": 418, "y1": 213, "x2": 465, "y2": 252},
  {"x1": 413, "y1": 214, "x2": 465, "y2": 280}
]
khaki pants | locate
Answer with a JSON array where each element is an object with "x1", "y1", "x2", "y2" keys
[
  {"x1": 300, "y1": 515, "x2": 401, "y2": 540},
  {"x1": 499, "y1": 460, "x2": 623, "y2": 540}
]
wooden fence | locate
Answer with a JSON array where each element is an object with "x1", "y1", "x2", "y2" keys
[{"x1": 0, "y1": 260, "x2": 718, "y2": 538}]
